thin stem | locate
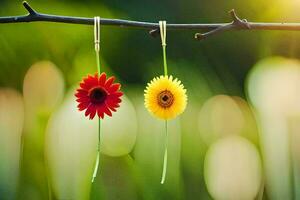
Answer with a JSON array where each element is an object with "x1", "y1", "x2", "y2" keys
[
  {"x1": 92, "y1": 48, "x2": 101, "y2": 182},
  {"x1": 161, "y1": 120, "x2": 168, "y2": 184},
  {"x1": 92, "y1": 118, "x2": 101, "y2": 182},
  {"x1": 162, "y1": 45, "x2": 168, "y2": 76}
]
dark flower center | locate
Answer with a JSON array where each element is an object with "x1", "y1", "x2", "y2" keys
[
  {"x1": 157, "y1": 90, "x2": 174, "y2": 108},
  {"x1": 89, "y1": 87, "x2": 108, "y2": 104}
]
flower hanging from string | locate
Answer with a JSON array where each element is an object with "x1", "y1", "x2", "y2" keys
[
  {"x1": 74, "y1": 16, "x2": 123, "y2": 183},
  {"x1": 144, "y1": 75, "x2": 187, "y2": 120},
  {"x1": 144, "y1": 21, "x2": 188, "y2": 184},
  {"x1": 75, "y1": 72, "x2": 123, "y2": 119}
]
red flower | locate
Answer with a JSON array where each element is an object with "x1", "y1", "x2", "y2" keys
[{"x1": 75, "y1": 72, "x2": 123, "y2": 119}]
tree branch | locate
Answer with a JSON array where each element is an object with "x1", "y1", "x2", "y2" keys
[
  {"x1": 195, "y1": 9, "x2": 250, "y2": 40},
  {"x1": 1, "y1": 2, "x2": 300, "y2": 40}
]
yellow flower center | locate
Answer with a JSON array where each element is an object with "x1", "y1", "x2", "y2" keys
[{"x1": 157, "y1": 90, "x2": 174, "y2": 108}]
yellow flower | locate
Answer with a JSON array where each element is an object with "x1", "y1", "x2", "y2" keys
[{"x1": 144, "y1": 75, "x2": 187, "y2": 120}]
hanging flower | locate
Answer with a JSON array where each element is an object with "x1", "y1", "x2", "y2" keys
[
  {"x1": 75, "y1": 72, "x2": 123, "y2": 119},
  {"x1": 144, "y1": 75, "x2": 187, "y2": 120}
]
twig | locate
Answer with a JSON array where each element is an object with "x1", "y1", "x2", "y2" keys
[
  {"x1": 1, "y1": 2, "x2": 300, "y2": 40},
  {"x1": 22, "y1": 1, "x2": 37, "y2": 16},
  {"x1": 195, "y1": 9, "x2": 250, "y2": 40}
]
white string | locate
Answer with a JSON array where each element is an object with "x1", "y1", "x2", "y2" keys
[
  {"x1": 159, "y1": 20, "x2": 167, "y2": 47},
  {"x1": 94, "y1": 16, "x2": 100, "y2": 52}
]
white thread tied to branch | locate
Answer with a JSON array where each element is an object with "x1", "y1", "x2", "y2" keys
[
  {"x1": 159, "y1": 21, "x2": 167, "y2": 47},
  {"x1": 94, "y1": 16, "x2": 100, "y2": 52},
  {"x1": 159, "y1": 20, "x2": 168, "y2": 76}
]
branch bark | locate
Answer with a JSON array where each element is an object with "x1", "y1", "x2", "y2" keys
[{"x1": 1, "y1": 1, "x2": 300, "y2": 40}]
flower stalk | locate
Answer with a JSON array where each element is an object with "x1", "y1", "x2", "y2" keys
[
  {"x1": 160, "y1": 21, "x2": 168, "y2": 184},
  {"x1": 92, "y1": 22, "x2": 101, "y2": 182},
  {"x1": 161, "y1": 120, "x2": 168, "y2": 184}
]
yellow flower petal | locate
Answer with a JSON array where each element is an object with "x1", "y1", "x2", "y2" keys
[{"x1": 144, "y1": 75, "x2": 187, "y2": 120}]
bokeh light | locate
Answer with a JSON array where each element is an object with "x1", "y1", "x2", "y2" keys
[
  {"x1": 204, "y1": 136, "x2": 262, "y2": 200},
  {"x1": 0, "y1": 88, "x2": 24, "y2": 199}
]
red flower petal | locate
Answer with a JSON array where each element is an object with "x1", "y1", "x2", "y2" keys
[
  {"x1": 84, "y1": 75, "x2": 97, "y2": 86},
  {"x1": 108, "y1": 83, "x2": 121, "y2": 93},
  {"x1": 89, "y1": 107, "x2": 97, "y2": 119},
  {"x1": 77, "y1": 102, "x2": 90, "y2": 111},
  {"x1": 75, "y1": 72, "x2": 123, "y2": 120},
  {"x1": 80, "y1": 82, "x2": 92, "y2": 90},
  {"x1": 110, "y1": 91, "x2": 123, "y2": 98},
  {"x1": 97, "y1": 106, "x2": 105, "y2": 119},
  {"x1": 106, "y1": 99, "x2": 121, "y2": 111},
  {"x1": 103, "y1": 105, "x2": 112, "y2": 116},
  {"x1": 99, "y1": 73, "x2": 107, "y2": 85},
  {"x1": 105, "y1": 76, "x2": 115, "y2": 87},
  {"x1": 85, "y1": 105, "x2": 93, "y2": 117},
  {"x1": 108, "y1": 107, "x2": 117, "y2": 112}
]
